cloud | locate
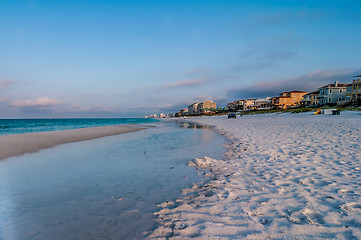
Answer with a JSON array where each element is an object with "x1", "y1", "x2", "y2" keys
[
  {"x1": 228, "y1": 68, "x2": 360, "y2": 99},
  {"x1": 0, "y1": 98, "x2": 7, "y2": 103},
  {"x1": 0, "y1": 80, "x2": 13, "y2": 90},
  {"x1": 161, "y1": 77, "x2": 207, "y2": 89},
  {"x1": 10, "y1": 97, "x2": 60, "y2": 108}
]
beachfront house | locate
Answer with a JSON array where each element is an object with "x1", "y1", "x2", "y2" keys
[
  {"x1": 243, "y1": 99, "x2": 257, "y2": 111},
  {"x1": 188, "y1": 102, "x2": 200, "y2": 115},
  {"x1": 226, "y1": 102, "x2": 236, "y2": 112},
  {"x1": 317, "y1": 81, "x2": 350, "y2": 105},
  {"x1": 200, "y1": 99, "x2": 216, "y2": 114},
  {"x1": 253, "y1": 98, "x2": 273, "y2": 110},
  {"x1": 272, "y1": 91, "x2": 307, "y2": 109},
  {"x1": 226, "y1": 100, "x2": 245, "y2": 112},
  {"x1": 301, "y1": 90, "x2": 319, "y2": 107},
  {"x1": 346, "y1": 75, "x2": 361, "y2": 106}
]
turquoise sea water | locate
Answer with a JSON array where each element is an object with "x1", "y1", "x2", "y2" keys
[
  {"x1": 0, "y1": 118, "x2": 158, "y2": 135},
  {"x1": 0, "y1": 121, "x2": 225, "y2": 240}
]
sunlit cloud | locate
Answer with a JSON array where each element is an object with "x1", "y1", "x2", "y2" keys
[{"x1": 10, "y1": 97, "x2": 60, "y2": 108}]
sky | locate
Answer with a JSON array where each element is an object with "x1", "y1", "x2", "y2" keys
[{"x1": 1, "y1": 0, "x2": 361, "y2": 118}]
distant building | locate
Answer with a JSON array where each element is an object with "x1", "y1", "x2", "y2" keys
[
  {"x1": 188, "y1": 100, "x2": 216, "y2": 115},
  {"x1": 180, "y1": 108, "x2": 188, "y2": 116},
  {"x1": 199, "y1": 99, "x2": 216, "y2": 114},
  {"x1": 317, "y1": 81, "x2": 350, "y2": 105},
  {"x1": 188, "y1": 102, "x2": 200, "y2": 115},
  {"x1": 272, "y1": 91, "x2": 307, "y2": 109}
]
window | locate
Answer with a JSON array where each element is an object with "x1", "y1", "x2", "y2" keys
[
  {"x1": 340, "y1": 89, "x2": 342, "y2": 93},
  {"x1": 329, "y1": 89, "x2": 332, "y2": 94},
  {"x1": 328, "y1": 98, "x2": 331, "y2": 102},
  {"x1": 338, "y1": 97, "x2": 342, "y2": 101}
]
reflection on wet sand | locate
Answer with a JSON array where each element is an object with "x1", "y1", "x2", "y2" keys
[{"x1": 176, "y1": 121, "x2": 213, "y2": 130}]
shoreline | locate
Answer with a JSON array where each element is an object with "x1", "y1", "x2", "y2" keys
[{"x1": 0, "y1": 124, "x2": 148, "y2": 160}]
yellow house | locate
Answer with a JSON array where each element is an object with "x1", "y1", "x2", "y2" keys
[{"x1": 273, "y1": 91, "x2": 307, "y2": 109}]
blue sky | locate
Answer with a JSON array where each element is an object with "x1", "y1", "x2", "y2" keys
[{"x1": 1, "y1": 0, "x2": 361, "y2": 118}]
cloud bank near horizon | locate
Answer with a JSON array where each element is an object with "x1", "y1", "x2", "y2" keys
[
  {"x1": 10, "y1": 97, "x2": 60, "y2": 108},
  {"x1": 228, "y1": 69, "x2": 360, "y2": 99}
]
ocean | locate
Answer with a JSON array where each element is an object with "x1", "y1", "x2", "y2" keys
[
  {"x1": 0, "y1": 118, "x2": 158, "y2": 135},
  {"x1": 0, "y1": 120, "x2": 225, "y2": 240}
]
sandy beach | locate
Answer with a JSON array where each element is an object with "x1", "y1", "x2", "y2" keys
[
  {"x1": 149, "y1": 112, "x2": 361, "y2": 239},
  {"x1": 0, "y1": 124, "x2": 147, "y2": 160}
]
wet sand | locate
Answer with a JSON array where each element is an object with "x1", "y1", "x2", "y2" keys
[{"x1": 0, "y1": 125, "x2": 147, "y2": 160}]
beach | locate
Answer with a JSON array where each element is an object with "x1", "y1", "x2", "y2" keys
[
  {"x1": 0, "y1": 124, "x2": 147, "y2": 160},
  {"x1": 150, "y1": 112, "x2": 361, "y2": 239}
]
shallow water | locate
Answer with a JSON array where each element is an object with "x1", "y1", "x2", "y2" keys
[
  {"x1": 0, "y1": 121, "x2": 225, "y2": 240},
  {"x1": 0, "y1": 118, "x2": 158, "y2": 135}
]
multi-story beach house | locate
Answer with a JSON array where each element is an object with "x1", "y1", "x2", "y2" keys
[
  {"x1": 253, "y1": 98, "x2": 273, "y2": 110},
  {"x1": 188, "y1": 100, "x2": 216, "y2": 115},
  {"x1": 346, "y1": 75, "x2": 361, "y2": 106},
  {"x1": 272, "y1": 90, "x2": 307, "y2": 109},
  {"x1": 226, "y1": 100, "x2": 246, "y2": 112},
  {"x1": 188, "y1": 102, "x2": 200, "y2": 115},
  {"x1": 243, "y1": 99, "x2": 257, "y2": 111},
  {"x1": 200, "y1": 100, "x2": 216, "y2": 114},
  {"x1": 317, "y1": 81, "x2": 350, "y2": 105},
  {"x1": 301, "y1": 90, "x2": 319, "y2": 107}
]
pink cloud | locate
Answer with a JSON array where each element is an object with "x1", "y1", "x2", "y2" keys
[{"x1": 10, "y1": 97, "x2": 60, "y2": 108}]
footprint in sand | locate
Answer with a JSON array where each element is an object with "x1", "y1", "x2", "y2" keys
[
  {"x1": 340, "y1": 202, "x2": 361, "y2": 211},
  {"x1": 302, "y1": 208, "x2": 325, "y2": 225}
]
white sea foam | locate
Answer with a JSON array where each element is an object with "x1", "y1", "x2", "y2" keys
[{"x1": 149, "y1": 111, "x2": 361, "y2": 239}]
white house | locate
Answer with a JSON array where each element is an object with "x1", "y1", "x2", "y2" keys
[{"x1": 188, "y1": 102, "x2": 200, "y2": 115}]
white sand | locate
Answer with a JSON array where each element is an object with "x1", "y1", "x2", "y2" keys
[
  {"x1": 0, "y1": 125, "x2": 147, "y2": 160},
  {"x1": 149, "y1": 112, "x2": 361, "y2": 239}
]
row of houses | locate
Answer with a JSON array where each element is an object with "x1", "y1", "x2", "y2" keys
[
  {"x1": 226, "y1": 90, "x2": 306, "y2": 112},
  {"x1": 226, "y1": 75, "x2": 361, "y2": 112}
]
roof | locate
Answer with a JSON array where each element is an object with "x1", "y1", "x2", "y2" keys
[
  {"x1": 274, "y1": 96, "x2": 291, "y2": 99},
  {"x1": 304, "y1": 90, "x2": 320, "y2": 96},
  {"x1": 354, "y1": 75, "x2": 361, "y2": 78},
  {"x1": 319, "y1": 83, "x2": 351, "y2": 89},
  {"x1": 289, "y1": 90, "x2": 307, "y2": 93},
  {"x1": 188, "y1": 102, "x2": 199, "y2": 107},
  {"x1": 279, "y1": 90, "x2": 306, "y2": 96}
]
